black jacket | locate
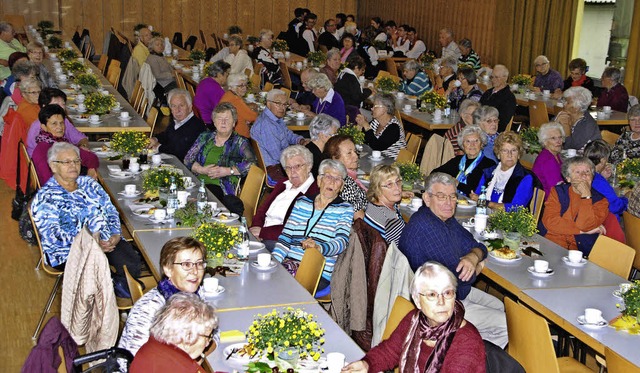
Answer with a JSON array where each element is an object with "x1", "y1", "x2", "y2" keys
[{"x1": 155, "y1": 115, "x2": 207, "y2": 162}]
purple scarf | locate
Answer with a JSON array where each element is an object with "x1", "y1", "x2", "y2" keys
[
  {"x1": 157, "y1": 278, "x2": 182, "y2": 300},
  {"x1": 35, "y1": 128, "x2": 67, "y2": 144}
]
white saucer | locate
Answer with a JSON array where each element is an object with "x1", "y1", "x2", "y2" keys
[
  {"x1": 110, "y1": 172, "x2": 133, "y2": 179},
  {"x1": 527, "y1": 266, "x2": 555, "y2": 277},
  {"x1": 402, "y1": 109, "x2": 412, "y2": 114},
  {"x1": 71, "y1": 115, "x2": 89, "y2": 122},
  {"x1": 368, "y1": 155, "x2": 383, "y2": 161},
  {"x1": 118, "y1": 191, "x2": 141, "y2": 198},
  {"x1": 248, "y1": 241, "x2": 266, "y2": 254},
  {"x1": 148, "y1": 216, "x2": 173, "y2": 224},
  {"x1": 489, "y1": 251, "x2": 522, "y2": 263},
  {"x1": 212, "y1": 212, "x2": 239, "y2": 223},
  {"x1": 203, "y1": 285, "x2": 225, "y2": 297},
  {"x1": 118, "y1": 116, "x2": 131, "y2": 121},
  {"x1": 431, "y1": 118, "x2": 443, "y2": 123},
  {"x1": 89, "y1": 119, "x2": 102, "y2": 124},
  {"x1": 613, "y1": 289, "x2": 624, "y2": 299},
  {"x1": 481, "y1": 231, "x2": 500, "y2": 239},
  {"x1": 562, "y1": 256, "x2": 587, "y2": 267},
  {"x1": 251, "y1": 260, "x2": 277, "y2": 270},
  {"x1": 577, "y1": 315, "x2": 607, "y2": 329}
]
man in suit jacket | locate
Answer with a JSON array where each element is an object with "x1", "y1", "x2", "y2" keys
[{"x1": 318, "y1": 19, "x2": 340, "y2": 51}]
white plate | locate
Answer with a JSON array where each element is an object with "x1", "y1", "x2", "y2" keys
[
  {"x1": 88, "y1": 119, "x2": 102, "y2": 124},
  {"x1": 368, "y1": 155, "x2": 384, "y2": 161},
  {"x1": 148, "y1": 216, "x2": 173, "y2": 224},
  {"x1": 251, "y1": 260, "x2": 277, "y2": 270},
  {"x1": 91, "y1": 147, "x2": 118, "y2": 157},
  {"x1": 213, "y1": 212, "x2": 239, "y2": 223},
  {"x1": 481, "y1": 231, "x2": 500, "y2": 239},
  {"x1": 402, "y1": 109, "x2": 413, "y2": 113},
  {"x1": 248, "y1": 241, "x2": 266, "y2": 254},
  {"x1": 111, "y1": 106, "x2": 122, "y2": 112},
  {"x1": 118, "y1": 191, "x2": 142, "y2": 198},
  {"x1": 562, "y1": 256, "x2": 587, "y2": 267},
  {"x1": 203, "y1": 285, "x2": 225, "y2": 297},
  {"x1": 131, "y1": 206, "x2": 155, "y2": 217},
  {"x1": 527, "y1": 266, "x2": 555, "y2": 277},
  {"x1": 118, "y1": 116, "x2": 131, "y2": 121},
  {"x1": 456, "y1": 199, "x2": 477, "y2": 209},
  {"x1": 110, "y1": 172, "x2": 133, "y2": 179},
  {"x1": 489, "y1": 251, "x2": 522, "y2": 263},
  {"x1": 613, "y1": 289, "x2": 624, "y2": 299},
  {"x1": 577, "y1": 315, "x2": 607, "y2": 329},
  {"x1": 71, "y1": 114, "x2": 90, "y2": 122},
  {"x1": 223, "y1": 343, "x2": 253, "y2": 364}
]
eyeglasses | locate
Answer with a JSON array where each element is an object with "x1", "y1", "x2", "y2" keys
[
  {"x1": 483, "y1": 118, "x2": 499, "y2": 124},
  {"x1": 500, "y1": 149, "x2": 519, "y2": 155},
  {"x1": 199, "y1": 329, "x2": 216, "y2": 344},
  {"x1": 268, "y1": 100, "x2": 289, "y2": 108},
  {"x1": 547, "y1": 136, "x2": 564, "y2": 142},
  {"x1": 463, "y1": 139, "x2": 480, "y2": 145},
  {"x1": 372, "y1": 104, "x2": 386, "y2": 109},
  {"x1": 381, "y1": 179, "x2": 403, "y2": 189},
  {"x1": 320, "y1": 174, "x2": 344, "y2": 184},
  {"x1": 173, "y1": 260, "x2": 207, "y2": 271},
  {"x1": 284, "y1": 163, "x2": 307, "y2": 173},
  {"x1": 535, "y1": 62, "x2": 548, "y2": 67},
  {"x1": 52, "y1": 159, "x2": 81, "y2": 166},
  {"x1": 25, "y1": 90, "x2": 41, "y2": 95},
  {"x1": 235, "y1": 84, "x2": 248, "y2": 88},
  {"x1": 571, "y1": 170, "x2": 592, "y2": 176},
  {"x1": 419, "y1": 288, "x2": 456, "y2": 302},
  {"x1": 428, "y1": 193, "x2": 458, "y2": 202}
]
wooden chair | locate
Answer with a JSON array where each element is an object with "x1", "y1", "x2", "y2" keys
[
  {"x1": 238, "y1": 165, "x2": 265, "y2": 227},
  {"x1": 504, "y1": 298, "x2": 592, "y2": 373},
  {"x1": 529, "y1": 187, "x2": 545, "y2": 224},
  {"x1": 375, "y1": 70, "x2": 391, "y2": 81},
  {"x1": 605, "y1": 347, "x2": 637, "y2": 373},
  {"x1": 244, "y1": 68, "x2": 252, "y2": 79},
  {"x1": 505, "y1": 116, "x2": 514, "y2": 132},
  {"x1": 137, "y1": 97, "x2": 148, "y2": 116},
  {"x1": 199, "y1": 30, "x2": 208, "y2": 50},
  {"x1": 294, "y1": 248, "x2": 326, "y2": 296},
  {"x1": 381, "y1": 296, "x2": 415, "y2": 340},
  {"x1": 250, "y1": 72, "x2": 261, "y2": 91},
  {"x1": 406, "y1": 133, "x2": 421, "y2": 158},
  {"x1": 250, "y1": 138, "x2": 276, "y2": 189},
  {"x1": 106, "y1": 65, "x2": 121, "y2": 89},
  {"x1": 280, "y1": 87, "x2": 291, "y2": 100},
  {"x1": 529, "y1": 100, "x2": 549, "y2": 129},
  {"x1": 601, "y1": 130, "x2": 620, "y2": 146},
  {"x1": 385, "y1": 58, "x2": 400, "y2": 77},
  {"x1": 263, "y1": 82, "x2": 274, "y2": 92},
  {"x1": 124, "y1": 265, "x2": 156, "y2": 304},
  {"x1": 174, "y1": 70, "x2": 186, "y2": 90},
  {"x1": 130, "y1": 80, "x2": 143, "y2": 107},
  {"x1": 622, "y1": 211, "x2": 640, "y2": 278},
  {"x1": 186, "y1": 82, "x2": 196, "y2": 100},
  {"x1": 20, "y1": 141, "x2": 41, "y2": 190},
  {"x1": 477, "y1": 82, "x2": 489, "y2": 92},
  {"x1": 279, "y1": 61, "x2": 293, "y2": 89},
  {"x1": 396, "y1": 148, "x2": 415, "y2": 163},
  {"x1": 146, "y1": 107, "x2": 159, "y2": 136},
  {"x1": 96, "y1": 54, "x2": 108, "y2": 74},
  {"x1": 589, "y1": 235, "x2": 635, "y2": 279}
]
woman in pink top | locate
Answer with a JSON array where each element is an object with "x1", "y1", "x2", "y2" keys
[
  {"x1": 193, "y1": 60, "x2": 230, "y2": 126},
  {"x1": 532, "y1": 122, "x2": 565, "y2": 198}
]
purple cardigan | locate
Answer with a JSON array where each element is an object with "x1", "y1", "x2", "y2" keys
[
  {"x1": 26, "y1": 119, "x2": 87, "y2": 156},
  {"x1": 532, "y1": 148, "x2": 563, "y2": 199},
  {"x1": 312, "y1": 89, "x2": 346, "y2": 126},
  {"x1": 33, "y1": 140, "x2": 100, "y2": 185},
  {"x1": 193, "y1": 77, "x2": 225, "y2": 124}
]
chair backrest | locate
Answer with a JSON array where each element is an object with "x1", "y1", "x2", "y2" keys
[
  {"x1": 589, "y1": 235, "x2": 635, "y2": 279},
  {"x1": 279, "y1": 61, "x2": 293, "y2": 89},
  {"x1": 97, "y1": 54, "x2": 109, "y2": 75},
  {"x1": 405, "y1": 133, "x2": 421, "y2": 157},
  {"x1": 238, "y1": 165, "x2": 265, "y2": 226},
  {"x1": 601, "y1": 130, "x2": 620, "y2": 146},
  {"x1": 280, "y1": 87, "x2": 291, "y2": 100},
  {"x1": 528, "y1": 100, "x2": 549, "y2": 129},
  {"x1": 505, "y1": 298, "x2": 560, "y2": 372},
  {"x1": 294, "y1": 248, "x2": 326, "y2": 296},
  {"x1": 123, "y1": 265, "x2": 144, "y2": 304},
  {"x1": 505, "y1": 116, "x2": 514, "y2": 132},
  {"x1": 244, "y1": 68, "x2": 252, "y2": 79},
  {"x1": 381, "y1": 296, "x2": 415, "y2": 340},
  {"x1": 186, "y1": 82, "x2": 196, "y2": 100},
  {"x1": 529, "y1": 187, "x2": 545, "y2": 224},
  {"x1": 419, "y1": 134, "x2": 455, "y2": 175},
  {"x1": 29, "y1": 205, "x2": 63, "y2": 276},
  {"x1": 605, "y1": 347, "x2": 637, "y2": 373},
  {"x1": 130, "y1": 80, "x2": 142, "y2": 106},
  {"x1": 109, "y1": 59, "x2": 121, "y2": 71},
  {"x1": 375, "y1": 70, "x2": 391, "y2": 81},
  {"x1": 385, "y1": 58, "x2": 399, "y2": 77},
  {"x1": 19, "y1": 141, "x2": 41, "y2": 190},
  {"x1": 57, "y1": 345, "x2": 66, "y2": 373},
  {"x1": 173, "y1": 70, "x2": 186, "y2": 90},
  {"x1": 137, "y1": 97, "x2": 148, "y2": 116},
  {"x1": 477, "y1": 82, "x2": 489, "y2": 92},
  {"x1": 250, "y1": 138, "x2": 275, "y2": 188},
  {"x1": 396, "y1": 148, "x2": 415, "y2": 163},
  {"x1": 107, "y1": 65, "x2": 121, "y2": 89},
  {"x1": 146, "y1": 107, "x2": 159, "y2": 136},
  {"x1": 199, "y1": 30, "x2": 208, "y2": 49},
  {"x1": 264, "y1": 82, "x2": 274, "y2": 92},
  {"x1": 622, "y1": 211, "x2": 640, "y2": 271}
]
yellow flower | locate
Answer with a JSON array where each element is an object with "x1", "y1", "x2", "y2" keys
[
  {"x1": 267, "y1": 346, "x2": 273, "y2": 354},
  {"x1": 284, "y1": 340, "x2": 289, "y2": 347}
]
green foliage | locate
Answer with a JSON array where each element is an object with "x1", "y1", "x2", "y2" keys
[
  {"x1": 47, "y1": 36, "x2": 62, "y2": 49},
  {"x1": 58, "y1": 49, "x2": 79, "y2": 61},
  {"x1": 375, "y1": 76, "x2": 399, "y2": 93},
  {"x1": 189, "y1": 49, "x2": 206, "y2": 62},
  {"x1": 272, "y1": 39, "x2": 289, "y2": 52},
  {"x1": 396, "y1": 162, "x2": 422, "y2": 183},
  {"x1": 337, "y1": 125, "x2": 365, "y2": 145},
  {"x1": 110, "y1": 130, "x2": 149, "y2": 155},
  {"x1": 488, "y1": 206, "x2": 538, "y2": 237},
  {"x1": 511, "y1": 74, "x2": 533, "y2": 87},
  {"x1": 620, "y1": 280, "x2": 640, "y2": 318},
  {"x1": 142, "y1": 168, "x2": 185, "y2": 192},
  {"x1": 74, "y1": 73, "x2": 101, "y2": 90},
  {"x1": 520, "y1": 127, "x2": 542, "y2": 154},
  {"x1": 193, "y1": 222, "x2": 240, "y2": 258},
  {"x1": 84, "y1": 92, "x2": 117, "y2": 115},
  {"x1": 306, "y1": 51, "x2": 326, "y2": 67},
  {"x1": 419, "y1": 90, "x2": 447, "y2": 109}
]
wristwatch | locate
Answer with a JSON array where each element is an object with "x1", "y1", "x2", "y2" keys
[
  {"x1": 229, "y1": 168, "x2": 234, "y2": 175},
  {"x1": 581, "y1": 195, "x2": 591, "y2": 199}
]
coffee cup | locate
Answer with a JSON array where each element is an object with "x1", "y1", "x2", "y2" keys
[
  {"x1": 151, "y1": 154, "x2": 162, "y2": 165},
  {"x1": 89, "y1": 114, "x2": 99, "y2": 122},
  {"x1": 619, "y1": 283, "x2": 632, "y2": 294},
  {"x1": 182, "y1": 176, "x2": 193, "y2": 187},
  {"x1": 192, "y1": 71, "x2": 200, "y2": 80},
  {"x1": 403, "y1": 104, "x2": 411, "y2": 112},
  {"x1": 153, "y1": 208, "x2": 167, "y2": 221},
  {"x1": 203, "y1": 277, "x2": 219, "y2": 293},
  {"x1": 170, "y1": 58, "x2": 177, "y2": 66},
  {"x1": 59, "y1": 74, "x2": 68, "y2": 81},
  {"x1": 260, "y1": 91, "x2": 268, "y2": 99},
  {"x1": 597, "y1": 111, "x2": 606, "y2": 120},
  {"x1": 568, "y1": 250, "x2": 582, "y2": 263},
  {"x1": 543, "y1": 89, "x2": 550, "y2": 96},
  {"x1": 172, "y1": 48, "x2": 178, "y2": 57},
  {"x1": 207, "y1": 202, "x2": 218, "y2": 212},
  {"x1": 454, "y1": 79, "x2": 462, "y2": 87},
  {"x1": 119, "y1": 111, "x2": 130, "y2": 120},
  {"x1": 124, "y1": 184, "x2": 137, "y2": 195},
  {"x1": 584, "y1": 308, "x2": 602, "y2": 324},
  {"x1": 326, "y1": 352, "x2": 346, "y2": 373},
  {"x1": 511, "y1": 84, "x2": 519, "y2": 92},
  {"x1": 54, "y1": 67, "x2": 63, "y2": 74},
  {"x1": 296, "y1": 112, "x2": 305, "y2": 120},
  {"x1": 411, "y1": 197, "x2": 422, "y2": 210},
  {"x1": 284, "y1": 51, "x2": 291, "y2": 59},
  {"x1": 77, "y1": 103, "x2": 86, "y2": 111},
  {"x1": 566, "y1": 149, "x2": 577, "y2": 157},
  {"x1": 246, "y1": 93, "x2": 255, "y2": 102},
  {"x1": 603, "y1": 105, "x2": 612, "y2": 113},
  {"x1": 534, "y1": 260, "x2": 549, "y2": 273},
  {"x1": 140, "y1": 164, "x2": 150, "y2": 171},
  {"x1": 396, "y1": 92, "x2": 405, "y2": 99},
  {"x1": 257, "y1": 253, "x2": 272, "y2": 268},
  {"x1": 371, "y1": 150, "x2": 382, "y2": 159},
  {"x1": 129, "y1": 162, "x2": 140, "y2": 172},
  {"x1": 472, "y1": 214, "x2": 488, "y2": 233},
  {"x1": 177, "y1": 191, "x2": 189, "y2": 207},
  {"x1": 434, "y1": 109, "x2": 443, "y2": 120},
  {"x1": 76, "y1": 93, "x2": 85, "y2": 103},
  {"x1": 296, "y1": 61, "x2": 303, "y2": 70}
]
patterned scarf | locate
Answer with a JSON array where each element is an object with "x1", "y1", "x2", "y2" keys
[
  {"x1": 157, "y1": 278, "x2": 182, "y2": 300},
  {"x1": 347, "y1": 169, "x2": 367, "y2": 191},
  {"x1": 35, "y1": 128, "x2": 67, "y2": 144},
  {"x1": 399, "y1": 300, "x2": 465, "y2": 373},
  {"x1": 457, "y1": 153, "x2": 484, "y2": 185}
]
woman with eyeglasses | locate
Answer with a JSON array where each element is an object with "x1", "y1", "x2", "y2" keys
[
  {"x1": 218, "y1": 73, "x2": 258, "y2": 138},
  {"x1": 364, "y1": 165, "x2": 410, "y2": 246},
  {"x1": 473, "y1": 105, "x2": 500, "y2": 163},
  {"x1": 16, "y1": 77, "x2": 43, "y2": 126},
  {"x1": 532, "y1": 122, "x2": 566, "y2": 198},
  {"x1": 324, "y1": 134, "x2": 368, "y2": 219},
  {"x1": 222, "y1": 35, "x2": 253, "y2": 76},
  {"x1": 130, "y1": 293, "x2": 217, "y2": 372},
  {"x1": 302, "y1": 73, "x2": 347, "y2": 126},
  {"x1": 120, "y1": 237, "x2": 214, "y2": 357},
  {"x1": 273, "y1": 159, "x2": 354, "y2": 293},
  {"x1": 355, "y1": 93, "x2": 406, "y2": 160},
  {"x1": 343, "y1": 262, "x2": 485, "y2": 373},
  {"x1": 470, "y1": 131, "x2": 536, "y2": 211}
]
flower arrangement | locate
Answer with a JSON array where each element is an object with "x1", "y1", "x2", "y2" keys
[
  {"x1": 396, "y1": 161, "x2": 422, "y2": 183},
  {"x1": 85, "y1": 91, "x2": 117, "y2": 115},
  {"x1": 74, "y1": 73, "x2": 101, "y2": 91},
  {"x1": 375, "y1": 76, "x2": 399, "y2": 93},
  {"x1": 246, "y1": 307, "x2": 326, "y2": 360},
  {"x1": 488, "y1": 206, "x2": 538, "y2": 237},
  {"x1": 419, "y1": 51, "x2": 437, "y2": 69},
  {"x1": 338, "y1": 125, "x2": 365, "y2": 145},
  {"x1": 111, "y1": 130, "x2": 149, "y2": 156},
  {"x1": 189, "y1": 49, "x2": 206, "y2": 62},
  {"x1": 48, "y1": 36, "x2": 62, "y2": 49},
  {"x1": 272, "y1": 39, "x2": 289, "y2": 52},
  {"x1": 193, "y1": 222, "x2": 240, "y2": 260},
  {"x1": 617, "y1": 281, "x2": 640, "y2": 323},
  {"x1": 142, "y1": 168, "x2": 185, "y2": 192},
  {"x1": 520, "y1": 127, "x2": 542, "y2": 154},
  {"x1": 37, "y1": 20, "x2": 54, "y2": 31},
  {"x1": 617, "y1": 158, "x2": 640, "y2": 177},
  {"x1": 419, "y1": 90, "x2": 447, "y2": 109},
  {"x1": 307, "y1": 51, "x2": 326, "y2": 67},
  {"x1": 511, "y1": 74, "x2": 532, "y2": 87},
  {"x1": 58, "y1": 49, "x2": 79, "y2": 61},
  {"x1": 62, "y1": 60, "x2": 85, "y2": 74},
  {"x1": 174, "y1": 201, "x2": 215, "y2": 227}
]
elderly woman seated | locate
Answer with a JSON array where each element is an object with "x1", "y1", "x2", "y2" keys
[
  {"x1": 223, "y1": 35, "x2": 253, "y2": 76},
  {"x1": 27, "y1": 41, "x2": 56, "y2": 89},
  {"x1": 251, "y1": 29, "x2": 282, "y2": 86},
  {"x1": 444, "y1": 99, "x2": 481, "y2": 155},
  {"x1": 250, "y1": 146, "x2": 319, "y2": 250},
  {"x1": 610, "y1": 104, "x2": 640, "y2": 163},
  {"x1": 320, "y1": 48, "x2": 341, "y2": 84},
  {"x1": 184, "y1": 103, "x2": 256, "y2": 215},
  {"x1": 334, "y1": 55, "x2": 374, "y2": 108},
  {"x1": 473, "y1": 105, "x2": 500, "y2": 163},
  {"x1": 219, "y1": 73, "x2": 258, "y2": 138},
  {"x1": 300, "y1": 73, "x2": 346, "y2": 126},
  {"x1": 130, "y1": 293, "x2": 217, "y2": 372},
  {"x1": 355, "y1": 93, "x2": 406, "y2": 159},
  {"x1": 120, "y1": 237, "x2": 211, "y2": 356},
  {"x1": 3, "y1": 59, "x2": 39, "y2": 102},
  {"x1": 561, "y1": 58, "x2": 595, "y2": 96},
  {"x1": 447, "y1": 66, "x2": 483, "y2": 110},
  {"x1": 584, "y1": 140, "x2": 628, "y2": 220},
  {"x1": 194, "y1": 60, "x2": 231, "y2": 126},
  {"x1": 16, "y1": 77, "x2": 43, "y2": 126},
  {"x1": 471, "y1": 131, "x2": 536, "y2": 210},
  {"x1": 540, "y1": 157, "x2": 609, "y2": 255},
  {"x1": 145, "y1": 37, "x2": 178, "y2": 104},
  {"x1": 434, "y1": 126, "x2": 496, "y2": 196},
  {"x1": 532, "y1": 55, "x2": 563, "y2": 94},
  {"x1": 597, "y1": 66, "x2": 629, "y2": 113},
  {"x1": 532, "y1": 122, "x2": 566, "y2": 198},
  {"x1": 434, "y1": 57, "x2": 458, "y2": 93},
  {"x1": 306, "y1": 114, "x2": 340, "y2": 175},
  {"x1": 273, "y1": 159, "x2": 354, "y2": 292},
  {"x1": 31, "y1": 142, "x2": 141, "y2": 296},
  {"x1": 343, "y1": 262, "x2": 485, "y2": 373},
  {"x1": 364, "y1": 164, "x2": 410, "y2": 246},
  {"x1": 32, "y1": 104, "x2": 99, "y2": 185},
  {"x1": 555, "y1": 86, "x2": 601, "y2": 151},
  {"x1": 324, "y1": 134, "x2": 368, "y2": 219},
  {"x1": 399, "y1": 59, "x2": 432, "y2": 96}
]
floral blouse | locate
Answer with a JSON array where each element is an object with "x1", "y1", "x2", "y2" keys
[{"x1": 610, "y1": 131, "x2": 640, "y2": 164}]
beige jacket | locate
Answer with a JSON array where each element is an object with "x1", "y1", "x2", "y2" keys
[
  {"x1": 122, "y1": 57, "x2": 140, "y2": 99},
  {"x1": 419, "y1": 134, "x2": 454, "y2": 176}
]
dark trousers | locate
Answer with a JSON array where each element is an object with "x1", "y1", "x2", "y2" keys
[{"x1": 53, "y1": 239, "x2": 142, "y2": 279}]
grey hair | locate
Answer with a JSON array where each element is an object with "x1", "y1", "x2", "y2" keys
[
  {"x1": 458, "y1": 38, "x2": 472, "y2": 49},
  {"x1": 441, "y1": 57, "x2": 458, "y2": 74},
  {"x1": 267, "y1": 88, "x2": 286, "y2": 101},
  {"x1": 259, "y1": 29, "x2": 274, "y2": 41},
  {"x1": 307, "y1": 73, "x2": 333, "y2": 91},
  {"x1": 602, "y1": 66, "x2": 621, "y2": 83},
  {"x1": 0, "y1": 22, "x2": 13, "y2": 33},
  {"x1": 563, "y1": 86, "x2": 592, "y2": 112},
  {"x1": 150, "y1": 293, "x2": 218, "y2": 348},
  {"x1": 534, "y1": 55, "x2": 550, "y2": 64},
  {"x1": 459, "y1": 99, "x2": 481, "y2": 115},
  {"x1": 228, "y1": 35, "x2": 243, "y2": 46},
  {"x1": 425, "y1": 172, "x2": 457, "y2": 194},
  {"x1": 583, "y1": 139, "x2": 611, "y2": 166},
  {"x1": 372, "y1": 93, "x2": 396, "y2": 115},
  {"x1": 47, "y1": 142, "x2": 79, "y2": 165},
  {"x1": 493, "y1": 64, "x2": 509, "y2": 79},
  {"x1": 439, "y1": 28, "x2": 454, "y2": 38},
  {"x1": 227, "y1": 73, "x2": 248, "y2": 87},
  {"x1": 628, "y1": 104, "x2": 640, "y2": 119},
  {"x1": 167, "y1": 88, "x2": 192, "y2": 108},
  {"x1": 319, "y1": 159, "x2": 347, "y2": 180},
  {"x1": 458, "y1": 67, "x2": 476, "y2": 85},
  {"x1": 402, "y1": 59, "x2": 421, "y2": 72},
  {"x1": 309, "y1": 114, "x2": 339, "y2": 141},
  {"x1": 410, "y1": 261, "x2": 458, "y2": 306},
  {"x1": 561, "y1": 156, "x2": 595, "y2": 180},
  {"x1": 280, "y1": 145, "x2": 314, "y2": 167},
  {"x1": 148, "y1": 36, "x2": 164, "y2": 51},
  {"x1": 457, "y1": 125, "x2": 488, "y2": 148},
  {"x1": 326, "y1": 48, "x2": 341, "y2": 61},
  {"x1": 18, "y1": 77, "x2": 41, "y2": 92},
  {"x1": 207, "y1": 60, "x2": 231, "y2": 78},
  {"x1": 213, "y1": 102, "x2": 237, "y2": 124},
  {"x1": 27, "y1": 41, "x2": 45, "y2": 53},
  {"x1": 472, "y1": 105, "x2": 499, "y2": 125},
  {"x1": 537, "y1": 122, "x2": 565, "y2": 145},
  {"x1": 12, "y1": 60, "x2": 39, "y2": 79}
]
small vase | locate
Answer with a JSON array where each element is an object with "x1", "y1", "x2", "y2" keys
[
  {"x1": 503, "y1": 232, "x2": 521, "y2": 251},
  {"x1": 402, "y1": 181, "x2": 413, "y2": 191},
  {"x1": 122, "y1": 157, "x2": 131, "y2": 170},
  {"x1": 275, "y1": 347, "x2": 300, "y2": 370},
  {"x1": 207, "y1": 255, "x2": 224, "y2": 269}
]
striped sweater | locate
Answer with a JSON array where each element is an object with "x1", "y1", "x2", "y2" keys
[
  {"x1": 400, "y1": 70, "x2": 432, "y2": 96},
  {"x1": 364, "y1": 202, "x2": 406, "y2": 247},
  {"x1": 273, "y1": 195, "x2": 354, "y2": 281}
]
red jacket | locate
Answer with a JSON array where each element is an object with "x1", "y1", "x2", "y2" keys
[{"x1": 130, "y1": 336, "x2": 206, "y2": 373}]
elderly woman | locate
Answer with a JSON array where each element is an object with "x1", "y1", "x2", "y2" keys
[
  {"x1": 532, "y1": 122, "x2": 565, "y2": 197},
  {"x1": 145, "y1": 37, "x2": 178, "y2": 103},
  {"x1": 343, "y1": 262, "x2": 485, "y2": 373},
  {"x1": 219, "y1": 73, "x2": 257, "y2": 138},
  {"x1": 120, "y1": 237, "x2": 210, "y2": 357},
  {"x1": 434, "y1": 57, "x2": 458, "y2": 93},
  {"x1": 610, "y1": 104, "x2": 640, "y2": 163},
  {"x1": 364, "y1": 165, "x2": 407, "y2": 246},
  {"x1": 597, "y1": 66, "x2": 629, "y2": 113},
  {"x1": 561, "y1": 58, "x2": 595, "y2": 95},
  {"x1": 3, "y1": 59, "x2": 39, "y2": 102},
  {"x1": 355, "y1": 93, "x2": 406, "y2": 159},
  {"x1": 473, "y1": 105, "x2": 500, "y2": 162},
  {"x1": 130, "y1": 293, "x2": 216, "y2": 372},
  {"x1": 223, "y1": 35, "x2": 253, "y2": 76},
  {"x1": 273, "y1": 159, "x2": 354, "y2": 291},
  {"x1": 302, "y1": 73, "x2": 346, "y2": 126},
  {"x1": 445, "y1": 99, "x2": 481, "y2": 155},
  {"x1": 399, "y1": 59, "x2": 432, "y2": 96},
  {"x1": 250, "y1": 146, "x2": 319, "y2": 250},
  {"x1": 555, "y1": 86, "x2": 601, "y2": 151},
  {"x1": 458, "y1": 38, "x2": 481, "y2": 71},
  {"x1": 31, "y1": 142, "x2": 141, "y2": 295},
  {"x1": 184, "y1": 103, "x2": 255, "y2": 215},
  {"x1": 252, "y1": 29, "x2": 282, "y2": 86},
  {"x1": 532, "y1": 55, "x2": 563, "y2": 94},
  {"x1": 471, "y1": 131, "x2": 536, "y2": 210},
  {"x1": 193, "y1": 60, "x2": 231, "y2": 126},
  {"x1": 32, "y1": 105, "x2": 99, "y2": 185},
  {"x1": 434, "y1": 126, "x2": 496, "y2": 196},
  {"x1": 320, "y1": 48, "x2": 341, "y2": 84},
  {"x1": 27, "y1": 41, "x2": 56, "y2": 89},
  {"x1": 324, "y1": 135, "x2": 368, "y2": 219},
  {"x1": 0, "y1": 22, "x2": 27, "y2": 80},
  {"x1": 334, "y1": 55, "x2": 374, "y2": 108},
  {"x1": 584, "y1": 140, "x2": 628, "y2": 219},
  {"x1": 447, "y1": 67, "x2": 483, "y2": 110},
  {"x1": 306, "y1": 114, "x2": 340, "y2": 175},
  {"x1": 16, "y1": 78, "x2": 42, "y2": 126},
  {"x1": 340, "y1": 33, "x2": 357, "y2": 62},
  {"x1": 540, "y1": 157, "x2": 609, "y2": 254}
]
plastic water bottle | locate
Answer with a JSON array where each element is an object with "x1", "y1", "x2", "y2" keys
[
  {"x1": 237, "y1": 217, "x2": 250, "y2": 260},
  {"x1": 476, "y1": 186, "x2": 488, "y2": 215},
  {"x1": 167, "y1": 176, "x2": 178, "y2": 218},
  {"x1": 196, "y1": 179, "x2": 207, "y2": 213},
  {"x1": 444, "y1": 99, "x2": 451, "y2": 118}
]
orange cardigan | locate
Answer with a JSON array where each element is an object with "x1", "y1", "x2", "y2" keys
[{"x1": 219, "y1": 91, "x2": 258, "y2": 138}]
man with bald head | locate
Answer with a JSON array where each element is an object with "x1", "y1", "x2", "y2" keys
[
  {"x1": 480, "y1": 64, "x2": 517, "y2": 132},
  {"x1": 439, "y1": 28, "x2": 461, "y2": 61},
  {"x1": 290, "y1": 68, "x2": 319, "y2": 111},
  {"x1": 132, "y1": 27, "x2": 152, "y2": 67}
]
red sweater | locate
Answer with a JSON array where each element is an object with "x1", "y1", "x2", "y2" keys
[
  {"x1": 130, "y1": 336, "x2": 206, "y2": 373},
  {"x1": 363, "y1": 310, "x2": 486, "y2": 372}
]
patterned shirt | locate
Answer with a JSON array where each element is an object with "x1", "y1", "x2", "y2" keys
[
  {"x1": 399, "y1": 71, "x2": 432, "y2": 96},
  {"x1": 32, "y1": 176, "x2": 121, "y2": 267},
  {"x1": 250, "y1": 108, "x2": 303, "y2": 166},
  {"x1": 628, "y1": 184, "x2": 640, "y2": 218},
  {"x1": 340, "y1": 176, "x2": 368, "y2": 212},
  {"x1": 459, "y1": 49, "x2": 481, "y2": 71},
  {"x1": 365, "y1": 117, "x2": 406, "y2": 159},
  {"x1": 364, "y1": 202, "x2": 405, "y2": 247},
  {"x1": 610, "y1": 131, "x2": 640, "y2": 164}
]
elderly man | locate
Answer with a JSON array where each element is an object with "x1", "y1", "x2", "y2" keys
[
  {"x1": 480, "y1": 64, "x2": 517, "y2": 132},
  {"x1": 290, "y1": 68, "x2": 319, "y2": 111},
  {"x1": 251, "y1": 89, "x2": 308, "y2": 182},
  {"x1": 399, "y1": 172, "x2": 508, "y2": 348},
  {"x1": 540, "y1": 157, "x2": 609, "y2": 255},
  {"x1": 439, "y1": 28, "x2": 461, "y2": 61},
  {"x1": 318, "y1": 19, "x2": 340, "y2": 50},
  {"x1": 597, "y1": 67, "x2": 629, "y2": 113},
  {"x1": 0, "y1": 22, "x2": 27, "y2": 80},
  {"x1": 132, "y1": 27, "x2": 152, "y2": 67},
  {"x1": 532, "y1": 55, "x2": 563, "y2": 94},
  {"x1": 405, "y1": 27, "x2": 426, "y2": 59},
  {"x1": 149, "y1": 89, "x2": 206, "y2": 161}
]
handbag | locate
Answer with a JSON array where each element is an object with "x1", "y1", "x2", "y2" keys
[
  {"x1": 19, "y1": 206, "x2": 37, "y2": 245},
  {"x1": 11, "y1": 141, "x2": 32, "y2": 220}
]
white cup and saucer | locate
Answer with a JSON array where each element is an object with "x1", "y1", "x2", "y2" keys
[
  {"x1": 149, "y1": 208, "x2": 168, "y2": 223},
  {"x1": 603, "y1": 105, "x2": 612, "y2": 113},
  {"x1": 177, "y1": 191, "x2": 189, "y2": 208},
  {"x1": 119, "y1": 111, "x2": 131, "y2": 121},
  {"x1": 562, "y1": 250, "x2": 586, "y2": 267},
  {"x1": 577, "y1": 308, "x2": 607, "y2": 328},
  {"x1": 470, "y1": 214, "x2": 488, "y2": 233},
  {"x1": 527, "y1": 259, "x2": 554, "y2": 277},
  {"x1": 396, "y1": 92, "x2": 405, "y2": 100},
  {"x1": 325, "y1": 352, "x2": 346, "y2": 373},
  {"x1": 151, "y1": 154, "x2": 163, "y2": 165},
  {"x1": 89, "y1": 114, "x2": 101, "y2": 124},
  {"x1": 252, "y1": 253, "x2": 276, "y2": 270},
  {"x1": 119, "y1": 184, "x2": 140, "y2": 197},
  {"x1": 129, "y1": 162, "x2": 140, "y2": 173},
  {"x1": 369, "y1": 150, "x2": 383, "y2": 161},
  {"x1": 203, "y1": 277, "x2": 225, "y2": 296},
  {"x1": 542, "y1": 89, "x2": 551, "y2": 98},
  {"x1": 402, "y1": 104, "x2": 412, "y2": 113},
  {"x1": 410, "y1": 197, "x2": 422, "y2": 211},
  {"x1": 246, "y1": 93, "x2": 256, "y2": 103}
]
